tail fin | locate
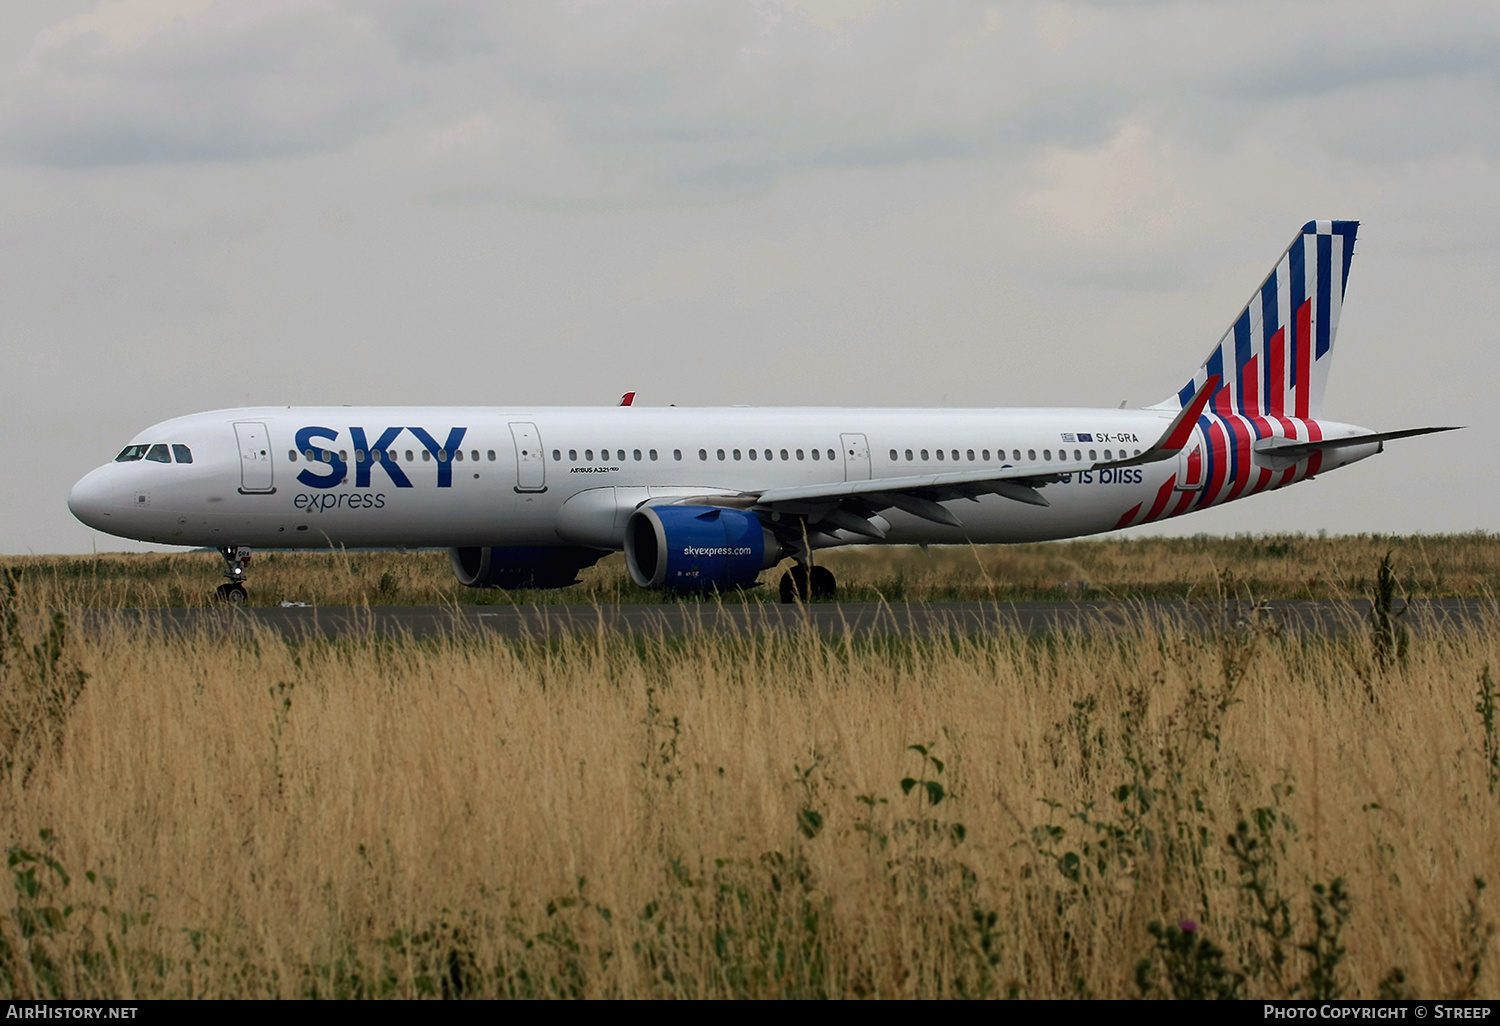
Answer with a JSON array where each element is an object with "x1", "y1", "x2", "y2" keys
[{"x1": 1165, "y1": 220, "x2": 1358, "y2": 419}]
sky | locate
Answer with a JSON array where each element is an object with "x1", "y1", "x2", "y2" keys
[{"x1": 3, "y1": 0, "x2": 1497, "y2": 554}]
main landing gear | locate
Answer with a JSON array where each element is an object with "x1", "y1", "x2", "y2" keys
[
  {"x1": 215, "y1": 546, "x2": 251, "y2": 604},
  {"x1": 778, "y1": 563, "x2": 836, "y2": 603}
]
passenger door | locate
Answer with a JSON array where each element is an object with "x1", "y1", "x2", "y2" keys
[
  {"x1": 509, "y1": 422, "x2": 547, "y2": 492},
  {"x1": 233, "y1": 421, "x2": 275, "y2": 494},
  {"x1": 1175, "y1": 432, "x2": 1205, "y2": 491}
]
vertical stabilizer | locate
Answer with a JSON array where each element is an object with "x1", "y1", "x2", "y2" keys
[{"x1": 1166, "y1": 221, "x2": 1358, "y2": 418}]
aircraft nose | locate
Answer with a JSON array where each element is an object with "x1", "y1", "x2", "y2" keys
[{"x1": 68, "y1": 467, "x2": 116, "y2": 530}]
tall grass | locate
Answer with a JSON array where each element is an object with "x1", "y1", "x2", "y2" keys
[
  {"x1": 0, "y1": 575, "x2": 1496, "y2": 997},
  {"x1": 5, "y1": 531, "x2": 1498, "y2": 607}
]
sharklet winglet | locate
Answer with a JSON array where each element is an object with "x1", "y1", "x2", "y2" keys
[{"x1": 1105, "y1": 375, "x2": 1220, "y2": 469}]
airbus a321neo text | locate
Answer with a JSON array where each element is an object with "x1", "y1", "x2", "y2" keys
[{"x1": 69, "y1": 221, "x2": 1456, "y2": 603}]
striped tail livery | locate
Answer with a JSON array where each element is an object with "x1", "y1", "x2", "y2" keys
[
  {"x1": 1173, "y1": 220, "x2": 1357, "y2": 421},
  {"x1": 1112, "y1": 220, "x2": 1460, "y2": 529}
]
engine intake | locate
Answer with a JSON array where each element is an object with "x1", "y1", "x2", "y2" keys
[
  {"x1": 624, "y1": 505, "x2": 783, "y2": 591},
  {"x1": 449, "y1": 546, "x2": 608, "y2": 590}
]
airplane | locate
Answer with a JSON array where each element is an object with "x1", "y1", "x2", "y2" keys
[{"x1": 68, "y1": 220, "x2": 1456, "y2": 603}]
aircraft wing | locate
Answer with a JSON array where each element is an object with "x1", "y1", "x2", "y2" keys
[{"x1": 680, "y1": 376, "x2": 1223, "y2": 538}]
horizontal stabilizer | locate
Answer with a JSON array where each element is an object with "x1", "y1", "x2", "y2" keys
[{"x1": 1254, "y1": 425, "x2": 1462, "y2": 461}]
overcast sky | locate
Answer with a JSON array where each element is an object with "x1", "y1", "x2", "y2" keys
[{"x1": 3, "y1": 0, "x2": 1497, "y2": 554}]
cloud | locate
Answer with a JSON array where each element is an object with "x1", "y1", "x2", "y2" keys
[
  {"x1": 1025, "y1": 122, "x2": 1192, "y2": 241},
  {"x1": 2, "y1": 0, "x2": 1496, "y2": 185},
  {"x1": 1, "y1": 0, "x2": 409, "y2": 166}
]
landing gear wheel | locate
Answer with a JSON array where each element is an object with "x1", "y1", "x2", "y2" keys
[
  {"x1": 810, "y1": 565, "x2": 837, "y2": 600},
  {"x1": 217, "y1": 545, "x2": 252, "y2": 603},
  {"x1": 778, "y1": 565, "x2": 837, "y2": 603},
  {"x1": 779, "y1": 565, "x2": 811, "y2": 603}
]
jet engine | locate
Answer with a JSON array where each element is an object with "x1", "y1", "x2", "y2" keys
[
  {"x1": 624, "y1": 505, "x2": 784, "y2": 591},
  {"x1": 449, "y1": 545, "x2": 609, "y2": 590}
]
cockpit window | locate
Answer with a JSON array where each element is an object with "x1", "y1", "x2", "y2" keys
[
  {"x1": 172, "y1": 444, "x2": 193, "y2": 464},
  {"x1": 115, "y1": 445, "x2": 149, "y2": 462},
  {"x1": 146, "y1": 444, "x2": 171, "y2": 463}
]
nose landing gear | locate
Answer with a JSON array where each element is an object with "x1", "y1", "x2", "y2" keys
[{"x1": 216, "y1": 546, "x2": 252, "y2": 604}]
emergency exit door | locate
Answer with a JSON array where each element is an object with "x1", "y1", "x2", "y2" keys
[{"x1": 841, "y1": 433, "x2": 871, "y2": 481}]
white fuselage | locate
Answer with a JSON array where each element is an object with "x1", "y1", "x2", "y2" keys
[{"x1": 67, "y1": 405, "x2": 1378, "y2": 551}]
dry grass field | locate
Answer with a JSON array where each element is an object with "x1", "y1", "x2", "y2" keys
[
  {"x1": 0, "y1": 564, "x2": 1497, "y2": 998},
  {"x1": 3, "y1": 532, "x2": 1498, "y2": 607}
]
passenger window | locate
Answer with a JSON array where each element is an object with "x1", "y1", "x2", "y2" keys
[
  {"x1": 905, "y1": 449, "x2": 913, "y2": 461},
  {"x1": 171, "y1": 444, "x2": 193, "y2": 464},
  {"x1": 115, "y1": 444, "x2": 149, "y2": 462},
  {"x1": 733, "y1": 449, "x2": 742, "y2": 460},
  {"x1": 796, "y1": 449, "x2": 804, "y2": 460},
  {"x1": 936, "y1": 449, "x2": 944, "y2": 461},
  {"x1": 967, "y1": 449, "x2": 975, "y2": 461},
  {"x1": 568, "y1": 449, "x2": 577, "y2": 461},
  {"x1": 1013, "y1": 450, "x2": 1021, "y2": 462},
  {"x1": 617, "y1": 450, "x2": 625, "y2": 461},
  {"x1": 717, "y1": 449, "x2": 725, "y2": 461},
  {"x1": 1074, "y1": 449, "x2": 1081, "y2": 461},
  {"x1": 827, "y1": 449, "x2": 835, "y2": 460},
  {"x1": 1043, "y1": 449, "x2": 1051, "y2": 461},
  {"x1": 748, "y1": 449, "x2": 757, "y2": 460},
  {"x1": 982, "y1": 449, "x2": 990, "y2": 460},
  {"x1": 811, "y1": 449, "x2": 820, "y2": 461},
  {"x1": 920, "y1": 449, "x2": 929, "y2": 460},
  {"x1": 145, "y1": 444, "x2": 170, "y2": 463},
  {"x1": 585, "y1": 449, "x2": 594, "y2": 460},
  {"x1": 471, "y1": 450, "x2": 479, "y2": 462},
  {"x1": 340, "y1": 450, "x2": 349, "y2": 461},
  {"x1": 649, "y1": 449, "x2": 658, "y2": 461},
  {"x1": 699, "y1": 449, "x2": 707, "y2": 461},
  {"x1": 600, "y1": 449, "x2": 610, "y2": 462},
  {"x1": 889, "y1": 449, "x2": 898, "y2": 461},
  {"x1": 422, "y1": 450, "x2": 432, "y2": 462},
  {"x1": 305, "y1": 449, "x2": 316, "y2": 461},
  {"x1": 1027, "y1": 449, "x2": 1036, "y2": 461},
  {"x1": 487, "y1": 450, "x2": 495, "y2": 461},
  {"x1": 405, "y1": 450, "x2": 414, "y2": 462},
  {"x1": 287, "y1": 449, "x2": 298, "y2": 462},
  {"x1": 673, "y1": 449, "x2": 682, "y2": 461},
  {"x1": 355, "y1": 450, "x2": 366, "y2": 463},
  {"x1": 764, "y1": 449, "x2": 772, "y2": 461},
  {"x1": 552, "y1": 449, "x2": 561, "y2": 461},
  {"x1": 631, "y1": 449, "x2": 640, "y2": 461},
  {"x1": 1089, "y1": 449, "x2": 1097, "y2": 461},
  {"x1": 1104, "y1": 449, "x2": 1112, "y2": 460},
  {"x1": 780, "y1": 449, "x2": 789, "y2": 461}
]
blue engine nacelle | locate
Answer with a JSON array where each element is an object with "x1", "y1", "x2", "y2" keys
[
  {"x1": 449, "y1": 545, "x2": 608, "y2": 590},
  {"x1": 624, "y1": 505, "x2": 784, "y2": 591}
]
